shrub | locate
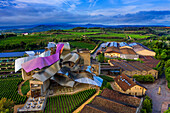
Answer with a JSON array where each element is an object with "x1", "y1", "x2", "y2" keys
[
  {"x1": 100, "y1": 80, "x2": 112, "y2": 90},
  {"x1": 164, "y1": 107, "x2": 170, "y2": 113},
  {"x1": 0, "y1": 98, "x2": 14, "y2": 113},
  {"x1": 98, "y1": 53, "x2": 104, "y2": 63},
  {"x1": 141, "y1": 109, "x2": 147, "y2": 113},
  {"x1": 99, "y1": 75, "x2": 114, "y2": 82},
  {"x1": 143, "y1": 97, "x2": 152, "y2": 113},
  {"x1": 133, "y1": 75, "x2": 155, "y2": 83}
]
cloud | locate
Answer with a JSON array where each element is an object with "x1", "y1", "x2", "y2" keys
[
  {"x1": 89, "y1": 0, "x2": 98, "y2": 8},
  {"x1": 121, "y1": 0, "x2": 140, "y2": 4},
  {"x1": 0, "y1": 0, "x2": 170, "y2": 26},
  {"x1": 0, "y1": 8, "x2": 169, "y2": 26},
  {"x1": 89, "y1": 6, "x2": 137, "y2": 16},
  {"x1": 110, "y1": 11, "x2": 170, "y2": 24}
]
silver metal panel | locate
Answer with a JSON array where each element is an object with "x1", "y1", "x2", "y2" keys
[
  {"x1": 63, "y1": 53, "x2": 79, "y2": 63},
  {"x1": 75, "y1": 76, "x2": 103, "y2": 87},
  {"x1": 58, "y1": 42, "x2": 70, "y2": 50},
  {"x1": 25, "y1": 51, "x2": 35, "y2": 56},
  {"x1": 15, "y1": 50, "x2": 51, "y2": 72},
  {"x1": 32, "y1": 61, "x2": 60, "y2": 82},
  {"x1": 51, "y1": 74, "x2": 75, "y2": 87}
]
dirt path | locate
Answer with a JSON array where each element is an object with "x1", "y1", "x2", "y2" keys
[
  {"x1": 18, "y1": 80, "x2": 27, "y2": 96},
  {"x1": 73, "y1": 88, "x2": 101, "y2": 113},
  {"x1": 13, "y1": 104, "x2": 25, "y2": 113}
]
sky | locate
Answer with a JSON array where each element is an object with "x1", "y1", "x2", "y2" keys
[{"x1": 0, "y1": 0, "x2": 170, "y2": 26}]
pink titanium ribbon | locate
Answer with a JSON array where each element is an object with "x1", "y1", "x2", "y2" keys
[{"x1": 22, "y1": 44, "x2": 64, "y2": 73}]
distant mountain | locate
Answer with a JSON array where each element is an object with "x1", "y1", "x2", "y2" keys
[{"x1": 0, "y1": 24, "x2": 167, "y2": 33}]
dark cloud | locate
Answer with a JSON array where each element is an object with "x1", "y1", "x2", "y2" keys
[
  {"x1": 0, "y1": 4, "x2": 169, "y2": 26},
  {"x1": 110, "y1": 11, "x2": 170, "y2": 24}
]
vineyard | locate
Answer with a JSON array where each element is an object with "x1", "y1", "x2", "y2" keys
[
  {"x1": 0, "y1": 78, "x2": 27, "y2": 104},
  {"x1": 44, "y1": 89, "x2": 96, "y2": 113}
]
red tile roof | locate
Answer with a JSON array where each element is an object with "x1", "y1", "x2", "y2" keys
[
  {"x1": 81, "y1": 88, "x2": 142, "y2": 113},
  {"x1": 120, "y1": 48, "x2": 137, "y2": 55},
  {"x1": 114, "y1": 74, "x2": 136, "y2": 91},
  {"x1": 105, "y1": 46, "x2": 120, "y2": 53},
  {"x1": 100, "y1": 88, "x2": 141, "y2": 107}
]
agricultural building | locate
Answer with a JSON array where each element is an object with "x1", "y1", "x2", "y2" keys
[
  {"x1": 109, "y1": 59, "x2": 158, "y2": 79},
  {"x1": 100, "y1": 63, "x2": 120, "y2": 77},
  {"x1": 130, "y1": 42, "x2": 156, "y2": 56},
  {"x1": 81, "y1": 88, "x2": 143, "y2": 113},
  {"x1": 113, "y1": 74, "x2": 147, "y2": 96},
  {"x1": 104, "y1": 46, "x2": 121, "y2": 58}
]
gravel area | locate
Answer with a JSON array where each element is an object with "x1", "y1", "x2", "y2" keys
[{"x1": 142, "y1": 75, "x2": 170, "y2": 113}]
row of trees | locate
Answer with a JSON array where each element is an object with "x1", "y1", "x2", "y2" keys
[
  {"x1": 141, "y1": 96, "x2": 152, "y2": 113},
  {"x1": 142, "y1": 37, "x2": 169, "y2": 83},
  {"x1": 0, "y1": 34, "x2": 17, "y2": 39},
  {"x1": 133, "y1": 75, "x2": 155, "y2": 83},
  {"x1": 165, "y1": 59, "x2": 170, "y2": 88}
]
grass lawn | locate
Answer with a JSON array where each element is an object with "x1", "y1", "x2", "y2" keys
[{"x1": 21, "y1": 80, "x2": 30, "y2": 95}]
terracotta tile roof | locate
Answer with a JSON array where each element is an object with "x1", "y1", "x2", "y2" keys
[
  {"x1": 114, "y1": 74, "x2": 136, "y2": 91},
  {"x1": 100, "y1": 88, "x2": 141, "y2": 107},
  {"x1": 110, "y1": 60, "x2": 138, "y2": 71},
  {"x1": 139, "y1": 56, "x2": 160, "y2": 68},
  {"x1": 101, "y1": 64, "x2": 120, "y2": 70},
  {"x1": 80, "y1": 104, "x2": 108, "y2": 113},
  {"x1": 110, "y1": 59, "x2": 158, "y2": 72},
  {"x1": 81, "y1": 88, "x2": 141, "y2": 113},
  {"x1": 132, "y1": 43, "x2": 153, "y2": 52},
  {"x1": 144, "y1": 63, "x2": 158, "y2": 68},
  {"x1": 105, "y1": 46, "x2": 120, "y2": 53},
  {"x1": 91, "y1": 96, "x2": 137, "y2": 113},
  {"x1": 128, "y1": 61, "x2": 153, "y2": 71},
  {"x1": 120, "y1": 48, "x2": 137, "y2": 55}
]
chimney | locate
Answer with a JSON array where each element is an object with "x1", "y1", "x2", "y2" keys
[{"x1": 133, "y1": 78, "x2": 136, "y2": 83}]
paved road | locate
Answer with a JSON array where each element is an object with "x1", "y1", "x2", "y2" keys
[
  {"x1": 91, "y1": 43, "x2": 106, "y2": 59},
  {"x1": 142, "y1": 75, "x2": 170, "y2": 113}
]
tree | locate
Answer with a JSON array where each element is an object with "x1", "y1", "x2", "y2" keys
[
  {"x1": 161, "y1": 52, "x2": 167, "y2": 60},
  {"x1": 165, "y1": 59, "x2": 170, "y2": 69},
  {"x1": 141, "y1": 109, "x2": 147, "y2": 113},
  {"x1": 0, "y1": 98, "x2": 14, "y2": 113},
  {"x1": 98, "y1": 53, "x2": 104, "y2": 63},
  {"x1": 164, "y1": 107, "x2": 170, "y2": 113},
  {"x1": 143, "y1": 98, "x2": 152, "y2": 113}
]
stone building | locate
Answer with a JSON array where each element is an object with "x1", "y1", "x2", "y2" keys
[
  {"x1": 109, "y1": 59, "x2": 158, "y2": 79},
  {"x1": 104, "y1": 46, "x2": 121, "y2": 58},
  {"x1": 113, "y1": 74, "x2": 147, "y2": 96},
  {"x1": 130, "y1": 43, "x2": 156, "y2": 56},
  {"x1": 81, "y1": 88, "x2": 143, "y2": 113}
]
